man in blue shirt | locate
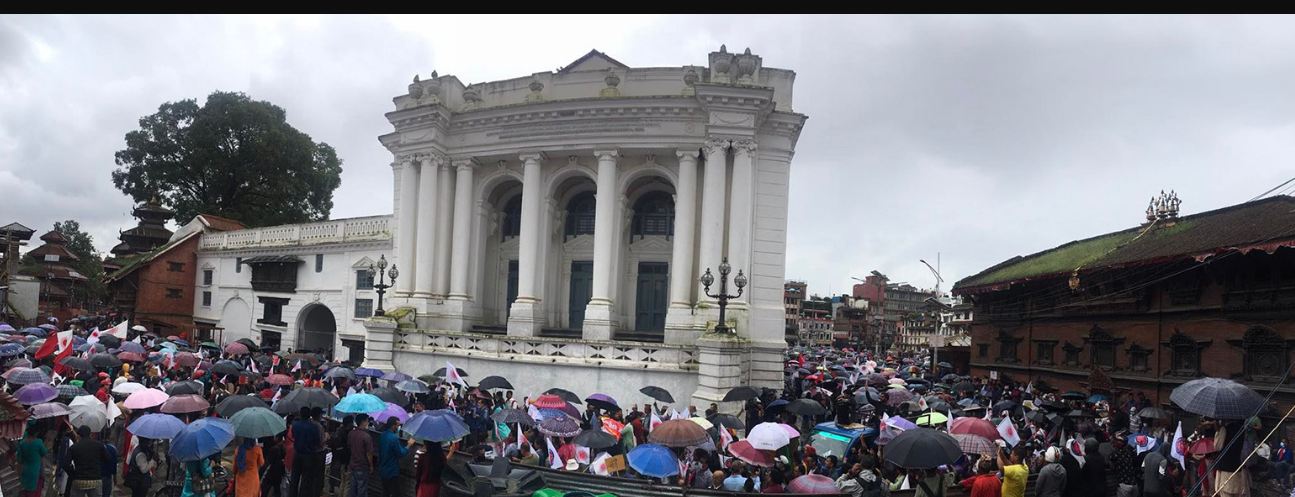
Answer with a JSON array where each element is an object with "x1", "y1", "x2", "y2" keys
[
  {"x1": 378, "y1": 417, "x2": 414, "y2": 497},
  {"x1": 289, "y1": 407, "x2": 326, "y2": 497}
]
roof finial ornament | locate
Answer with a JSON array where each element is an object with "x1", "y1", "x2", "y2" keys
[
  {"x1": 1146, "y1": 189, "x2": 1181, "y2": 225},
  {"x1": 413, "y1": 74, "x2": 420, "y2": 83},
  {"x1": 430, "y1": 70, "x2": 438, "y2": 78},
  {"x1": 719, "y1": 44, "x2": 727, "y2": 53}
]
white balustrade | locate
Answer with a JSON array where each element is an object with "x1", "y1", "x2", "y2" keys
[
  {"x1": 198, "y1": 216, "x2": 392, "y2": 251},
  {"x1": 396, "y1": 329, "x2": 700, "y2": 372}
]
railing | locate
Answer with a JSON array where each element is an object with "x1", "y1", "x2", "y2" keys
[
  {"x1": 396, "y1": 329, "x2": 699, "y2": 371},
  {"x1": 199, "y1": 216, "x2": 391, "y2": 250}
]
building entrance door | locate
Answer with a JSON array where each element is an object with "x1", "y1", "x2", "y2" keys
[
  {"x1": 635, "y1": 262, "x2": 669, "y2": 332},
  {"x1": 506, "y1": 260, "x2": 519, "y2": 317},
  {"x1": 568, "y1": 261, "x2": 593, "y2": 329}
]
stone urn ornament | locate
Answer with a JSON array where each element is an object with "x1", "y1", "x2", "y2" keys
[{"x1": 601, "y1": 68, "x2": 621, "y2": 97}]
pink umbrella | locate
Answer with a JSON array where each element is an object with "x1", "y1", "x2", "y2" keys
[
  {"x1": 267, "y1": 374, "x2": 293, "y2": 386},
  {"x1": 124, "y1": 388, "x2": 170, "y2": 409},
  {"x1": 160, "y1": 394, "x2": 210, "y2": 414},
  {"x1": 779, "y1": 423, "x2": 800, "y2": 438},
  {"x1": 950, "y1": 417, "x2": 1001, "y2": 441},
  {"x1": 374, "y1": 402, "x2": 409, "y2": 424},
  {"x1": 728, "y1": 440, "x2": 774, "y2": 467},
  {"x1": 788, "y1": 474, "x2": 838, "y2": 494},
  {"x1": 223, "y1": 342, "x2": 249, "y2": 356}
]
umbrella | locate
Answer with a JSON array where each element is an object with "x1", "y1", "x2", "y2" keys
[
  {"x1": 937, "y1": 361, "x2": 953, "y2": 369},
  {"x1": 229, "y1": 407, "x2": 287, "y2": 438},
  {"x1": 1037, "y1": 400, "x2": 1069, "y2": 412},
  {"x1": 432, "y1": 366, "x2": 469, "y2": 378},
  {"x1": 533, "y1": 394, "x2": 568, "y2": 410},
  {"x1": 235, "y1": 338, "x2": 258, "y2": 350},
  {"x1": 56, "y1": 384, "x2": 88, "y2": 401},
  {"x1": 324, "y1": 366, "x2": 356, "y2": 381},
  {"x1": 89, "y1": 353, "x2": 122, "y2": 369},
  {"x1": 223, "y1": 342, "x2": 250, "y2": 356},
  {"x1": 15, "y1": 383, "x2": 58, "y2": 405},
  {"x1": 785, "y1": 398, "x2": 828, "y2": 417},
  {"x1": 626, "y1": 444, "x2": 679, "y2": 478},
  {"x1": 722, "y1": 386, "x2": 760, "y2": 402},
  {"x1": 68, "y1": 398, "x2": 109, "y2": 431},
  {"x1": 787, "y1": 474, "x2": 839, "y2": 494},
  {"x1": 165, "y1": 381, "x2": 204, "y2": 396},
  {"x1": 953, "y1": 381, "x2": 976, "y2": 393},
  {"x1": 585, "y1": 393, "x2": 619, "y2": 412},
  {"x1": 30, "y1": 402, "x2": 71, "y2": 420},
  {"x1": 648, "y1": 419, "x2": 709, "y2": 447},
  {"x1": 274, "y1": 388, "x2": 340, "y2": 414},
  {"x1": 173, "y1": 353, "x2": 200, "y2": 368},
  {"x1": 369, "y1": 387, "x2": 406, "y2": 406},
  {"x1": 58, "y1": 356, "x2": 93, "y2": 371},
  {"x1": 211, "y1": 361, "x2": 243, "y2": 377},
  {"x1": 116, "y1": 352, "x2": 146, "y2": 363},
  {"x1": 335, "y1": 393, "x2": 387, "y2": 414},
  {"x1": 885, "y1": 389, "x2": 916, "y2": 407},
  {"x1": 747, "y1": 422, "x2": 792, "y2": 450},
  {"x1": 395, "y1": 379, "x2": 430, "y2": 394},
  {"x1": 266, "y1": 374, "x2": 294, "y2": 386},
  {"x1": 5, "y1": 367, "x2": 49, "y2": 385},
  {"x1": 119, "y1": 342, "x2": 146, "y2": 354},
  {"x1": 110, "y1": 381, "x2": 146, "y2": 396},
  {"x1": 854, "y1": 387, "x2": 881, "y2": 405},
  {"x1": 538, "y1": 413, "x2": 582, "y2": 437},
  {"x1": 1088, "y1": 394, "x2": 1110, "y2": 403},
  {"x1": 98, "y1": 335, "x2": 122, "y2": 348},
  {"x1": 885, "y1": 416, "x2": 918, "y2": 431},
  {"x1": 170, "y1": 418, "x2": 235, "y2": 462},
  {"x1": 915, "y1": 412, "x2": 948, "y2": 426},
  {"x1": 4, "y1": 357, "x2": 31, "y2": 368},
  {"x1": 1060, "y1": 391, "x2": 1087, "y2": 401},
  {"x1": 375, "y1": 402, "x2": 409, "y2": 424},
  {"x1": 215, "y1": 395, "x2": 268, "y2": 417},
  {"x1": 883, "y1": 428, "x2": 963, "y2": 469},
  {"x1": 992, "y1": 400, "x2": 1019, "y2": 414},
  {"x1": 544, "y1": 388, "x2": 581, "y2": 404},
  {"x1": 728, "y1": 439, "x2": 774, "y2": 467},
  {"x1": 639, "y1": 386, "x2": 674, "y2": 403},
  {"x1": 1137, "y1": 406, "x2": 1170, "y2": 419},
  {"x1": 1171, "y1": 377, "x2": 1265, "y2": 420},
  {"x1": 382, "y1": 371, "x2": 412, "y2": 383},
  {"x1": 478, "y1": 375, "x2": 514, "y2": 391},
  {"x1": 128, "y1": 413, "x2": 186, "y2": 439},
  {"x1": 161, "y1": 394, "x2": 210, "y2": 414},
  {"x1": 708, "y1": 413, "x2": 745, "y2": 430},
  {"x1": 573, "y1": 429, "x2": 619, "y2": 450},
  {"x1": 403, "y1": 409, "x2": 470, "y2": 442},
  {"x1": 949, "y1": 417, "x2": 1000, "y2": 440},
  {"x1": 355, "y1": 367, "x2": 386, "y2": 379},
  {"x1": 491, "y1": 408, "x2": 536, "y2": 426},
  {"x1": 0, "y1": 342, "x2": 23, "y2": 357},
  {"x1": 952, "y1": 433, "x2": 997, "y2": 454},
  {"x1": 865, "y1": 373, "x2": 889, "y2": 386},
  {"x1": 20, "y1": 327, "x2": 47, "y2": 337}
]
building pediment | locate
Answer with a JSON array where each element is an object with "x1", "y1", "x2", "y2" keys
[{"x1": 558, "y1": 50, "x2": 630, "y2": 74}]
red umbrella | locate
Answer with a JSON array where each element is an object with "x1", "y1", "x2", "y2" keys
[
  {"x1": 533, "y1": 394, "x2": 567, "y2": 410},
  {"x1": 174, "y1": 353, "x2": 200, "y2": 368},
  {"x1": 728, "y1": 439, "x2": 774, "y2": 467},
  {"x1": 949, "y1": 417, "x2": 1001, "y2": 441},
  {"x1": 223, "y1": 342, "x2": 250, "y2": 356},
  {"x1": 788, "y1": 474, "x2": 838, "y2": 494},
  {"x1": 116, "y1": 352, "x2": 146, "y2": 363},
  {"x1": 267, "y1": 374, "x2": 294, "y2": 386},
  {"x1": 160, "y1": 394, "x2": 210, "y2": 414}
]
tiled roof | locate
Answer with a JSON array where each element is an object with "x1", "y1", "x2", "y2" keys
[
  {"x1": 197, "y1": 214, "x2": 246, "y2": 232},
  {"x1": 954, "y1": 195, "x2": 1295, "y2": 293}
]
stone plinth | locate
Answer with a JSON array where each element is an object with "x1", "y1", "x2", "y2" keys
[
  {"x1": 691, "y1": 332, "x2": 749, "y2": 414},
  {"x1": 362, "y1": 316, "x2": 399, "y2": 371}
]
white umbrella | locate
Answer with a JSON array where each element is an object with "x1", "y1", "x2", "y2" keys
[
  {"x1": 746, "y1": 422, "x2": 792, "y2": 451},
  {"x1": 111, "y1": 382, "x2": 146, "y2": 395},
  {"x1": 68, "y1": 395, "x2": 110, "y2": 432}
]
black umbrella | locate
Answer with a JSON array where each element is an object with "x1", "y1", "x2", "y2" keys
[
  {"x1": 370, "y1": 387, "x2": 407, "y2": 406},
  {"x1": 1060, "y1": 391, "x2": 1087, "y2": 401},
  {"x1": 786, "y1": 398, "x2": 828, "y2": 417},
  {"x1": 235, "y1": 338, "x2": 259, "y2": 350},
  {"x1": 572, "y1": 429, "x2": 618, "y2": 450},
  {"x1": 937, "y1": 361, "x2": 952, "y2": 369},
  {"x1": 639, "y1": 386, "x2": 674, "y2": 403},
  {"x1": 90, "y1": 353, "x2": 122, "y2": 369},
  {"x1": 722, "y1": 386, "x2": 760, "y2": 402},
  {"x1": 166, "y1": 380, "x2": 204, "y2": 396},
  {"x1": 211, "y1": 362, "x2": 242, "y2": 377},
  {"x1": 432, "y1": 366, "x2": 469, "y2": 378},
  {"x1": 883, "y1": 428, "x2": 963, "y2": 469},
  {"x1": 1137, "y1": 406, "x2": 1170, "y2": 419},
  {"x1": 952, "y1": 381, "x2": 975, "y2": 393},
  {"x1": 478, "y1": 376, "x2": 514, "y2": 391},
  {"x1": 941, "y1": 374, "x2": 959, "y2": 383},
  {"x1": 323, "y1": 366, "x2": 356, "y2": 381},
  {"x1": 491, "y1": 408, "x2": 535, "y2": 426},
  {"x1": 98, "y1": 335, "x2": 122, "y2": 348},
  {"x1": 1171, "y1": 377, "x2": 1266, "y2": 420},
  {"x1": 992, "y1": 400, "x2": 1018, "y2": 414},
  {"x1": 545, "y1": 388, "x2": 582, "y2": 405},
  {"x1": 215, "y1": 394, "x2": 268, "y2": 417},
  {"x1": 1037, "y1": 399, "x2": 1069, "y2": 412},
  {"x1": 1065, "y1": 409, "x2": 1098, "y2": 418},
  {"x1": 708, "y1": 413, "x2": 745, "y2": 430},
  {"x1": 273, "y1": 388, "x2": 339, "y2": 415},
  {"x1": 59, "y1": 356, "x2": 93, "y2": 371},
  {"x1": 853, "y1": 387, "x2": 881, "y2": 404}
]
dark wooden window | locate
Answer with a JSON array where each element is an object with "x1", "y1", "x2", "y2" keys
[
  {"x1": 1164, "y1": 330, "x2": 1209, "y2": 377},
  {"x1": 1239, "y1": 326, "x2": 1288, "y2": 382},
  {"x1": 257, "y1": 296, "x2": 289, "y2": 327},
  {"x1": 315, "y1": 254, "x2": 324, "y2": 273},
  {"x1": 247, "y1": 257, "x2": 302, "y2": 293},
  {"x1": 1062, "y1": 342, "x2": 1083, "y2": 367},
  {"x1": 354, "y1": 299, "x2": 373, "y2": 319},
  {"x1": 236, "y1": 257, "x2": 242, "y2": 273},
  {"x1": 1036, "y1": 341, "x2": 1057, "y2": 366},
  {"x1": 202, "y1": 291, "x2": 212, "y2": 307},
  {"x1": 202, "y1": 269, "x2": 213, "y2": 286},
  {"x1": 165, "y1": 288, "x2": 182, "y2": 299},
  {"x1": 631, "y1": 191, "x2": 674, "y2": 239},
  {"x1": 996, "y1": 330, "x2": 1021, "y2": 363},
  {"x1": 356, "y1": 269, "x2": 373, "y2": 290},
  {"x1": 167, "y1": 261, "x2": 184, "y2": 272},
  {"x1": 564, "y1": 192, "x2": 596, "y2": 239},
  {"x1": 978, "y1": 344, "x2": 990, "y2": 357},
  {"x1": 501, "y1": 195, "x2": 523, "y2": 240},
  {"x1": 1128, "y1": 344, "x2": 1152, "y2": 372},
  {"x1": 1084, "y1": 325, "x2": 1124, "y2": 370}
]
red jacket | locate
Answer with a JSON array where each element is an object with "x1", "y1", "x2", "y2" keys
[{"x1": 960, "y1": 474, "x2": 1002, "y2": 497}]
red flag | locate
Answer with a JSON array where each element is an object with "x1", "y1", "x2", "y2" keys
[
  {"x1": 52, "y1": 331, "x2": 75, "y2": 375},
  {"x1": 34, "y1": 332, "x2": 59, "y2": 359},
  {"x1": 272, "y1": 355, "x2": 281, "y2": 368}
]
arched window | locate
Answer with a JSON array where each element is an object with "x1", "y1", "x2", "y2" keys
[
  {"x1": 632, "y1": 191, "x2": 675, "y2": 239},
  {"x1": 565, "y1": 192, "x2": 596, "y2": 239},
  {"x1": 500, "y1": 195, "x2": 522, "y2": 240}
]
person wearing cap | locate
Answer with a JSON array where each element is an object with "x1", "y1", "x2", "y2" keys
[{"x1": 1035, "y1": 447, "x2": 1066, "y2": 497}]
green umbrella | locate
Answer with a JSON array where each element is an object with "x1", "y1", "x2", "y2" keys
[{"x1": 228, "y1": 407, "x2": 287, "y2": 439}]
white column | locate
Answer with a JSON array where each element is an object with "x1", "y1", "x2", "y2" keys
[
  {"x1": 727, "y1": 138, "x2": 756, "y2": 307},
  {"x1": 669, "y1": 149, "x2": 700, "y2": 309},
  {"x1": 395, "y1": 156, "x2": 419, "y2": 295},
  {"x1": 432, "y1": 162, "x2": 454, "y2": 297},
  {"x1": 413, "y1": 154, "x2": 439, "y2": 297},
  {"x1": 584, "y1": 150, "x2": 619, "y2": 339},
  {"x1": 508, "y1": 153, "x2": 545, "y2": 336},
  {"x1": 696, "y1": 138, "x2": 729, "y2": 302},
  {"x1": 448, "y1": 159, "x2": 476, "y2": 300}
]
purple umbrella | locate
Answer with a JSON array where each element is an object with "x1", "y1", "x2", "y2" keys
[
  {"x1": 381, "y1": 371, "x2": 412, "y2": 383},
  {"x1": 119, "y1": 342, "x2": 147, "y2": 354},
  {"x1": 355, "y1": 367, "x2": 386, "y2": 378},
  {"x1": 585, "y1": 393, "x2": 619, "y2": 412},
  {"x1": 537, "y1": 413, "x2": 581, "y2": 437},
  {"x1": 886, "y1": 416, "x2": 918, "y2": 430},
  {"x1": 374, "y1": 402, "x2": 409, "y2": 424},
  {"x1": 15, "y1": 383, "x2": 58, "y2": 405},
  {"x1": 4, "y1": 367, "x2": 50, "y2": 386},
  {"x1": 30, "y1": 401, "x2": 71, "y2": 420}
]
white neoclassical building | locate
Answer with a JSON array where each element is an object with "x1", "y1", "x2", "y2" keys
[{"x1": 196, "y1": 47, "x2": 807, "y2": 407}]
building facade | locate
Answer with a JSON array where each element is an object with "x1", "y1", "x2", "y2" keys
[
  {"x1": 784, "y1": 280, "x2": 807, "y2": 334},
  {"x1": 23, "y1": 230, "x2": 88, "y2": 323},
  {"x1": 955, "y1": 194, "x2": 1295, "y2": 409},
  {"x1": 195, "y1": 47, "x2": 806, "y2": 407}
]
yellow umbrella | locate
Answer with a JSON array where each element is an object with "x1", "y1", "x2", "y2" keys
[
  {"x1": 916, "y1": 412, "x2": 948, "y2": 426},
  {"x1": 689, "y1": 416, "x2": 714, "y2": 430}
]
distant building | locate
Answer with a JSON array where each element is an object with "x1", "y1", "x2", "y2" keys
[
  {"x1": 798, "y1": 295, "x2": 833, "y2": 345},
  {"x1": 0, "y1": 222, "x2": 38, "y2": 323},
  {"x1": 784, "y1": 280, "x2": 807, "y2": 336},
  {"x1": 23, "y1": 229, "x2": 88, "y2": 323},
  {"x1": 886, "y1": 282, "x2": 937, "y2": 352},
  {"x1": 832, "y1": 294, "x2": 869, "y2": 347},
  {"x1": 104, "y1": 199, "x2": 175, "y2": 273}
]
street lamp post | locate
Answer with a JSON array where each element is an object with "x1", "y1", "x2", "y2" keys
[
  {"x1": 700, "y1": 257, "x2": 746, "y2": 335},
  {"x1": 369, "y1": 255, "x2": 399, "y2": 317}
]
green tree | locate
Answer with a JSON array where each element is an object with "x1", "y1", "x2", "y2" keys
[{"x1": 112, "y1": 91, "x2": 343, "y2": 227}]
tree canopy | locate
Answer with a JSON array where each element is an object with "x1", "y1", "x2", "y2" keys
[{"x1": 112, "y1": 91, "x2": 343, "y2": 227}]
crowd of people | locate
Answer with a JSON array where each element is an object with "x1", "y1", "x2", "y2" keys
[{"x1": 0, "y1": 316, "x2": 1291, "y2": 497}]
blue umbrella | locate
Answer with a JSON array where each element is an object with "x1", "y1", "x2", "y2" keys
[
  {"x1": 129, "y1": 413, "x2": 187, "y2": 439},
  {"x1": 170, "y1": 417, "x2": 235, "y2": 462},
  {"x1": 20, "y1": 327, "x2": 46, "y2": 338},
  {"x1": 355, "y1": 367, "x2": 386, "y2": 378},
  {"x1": 38, "y1": 324, "x2": 56, "y2": 331},
  {"x1": 119, "y1": 342, "x2": 146, "y2": 354},
  {"x1": 171, "y1": 339, "x2": 190, "y2": 348},
  {"x1": 71, "y1": 336, "x2": 86, "y2": 346},
  {"x1": 0, "y1": 343, "x2": 23, "y2": 357},
  {"x1": 1088, "y1": 393, "x2": 1109, "y2": 403},
  {"x1": 334, "y1": 393, "x2": 387, "y2": 414},
  {"x1": 627, "y1": 444, "x2": 680, "y2": 478},
  {"x1": 402, "y1": 409, "x2": 470, "y2": 442},
  {"x1": 767, "y1": 399, "x2": 790, "y2": 411}
]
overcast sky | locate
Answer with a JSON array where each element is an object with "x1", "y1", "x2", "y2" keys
[{"x1": 3, "y1": 14, "x2": 1293, "y2": 295}]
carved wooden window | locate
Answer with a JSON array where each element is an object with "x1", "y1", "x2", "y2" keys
[
  {"x1": 1062, "y1": 342, "x2": 1083, "y2": 367},
  {"x1": 996, "y1": 330, "x2": 1022, "y2": 363},
  {"x1": 1084, "y1": 325, "x2": 1124, "y2": 370},
  {"x1": 1240, "y1": 326, "x2": 1288, "y2": 382},
  {"x1": 257, "y1": 296, "x2": 289, "y2": 327},
  {"x1": 246, "y1": 256, "x2": 302, "y2": 293},
  {"x1": 1035, "y1": 340, "x2": 1057, "y2": 366},
  {"x1": 978, "y1": 344, "x2": 990, "y2": 358},
  {"x1": 1127, "y1": 344, "x2": 1152, "y2": 372},
  {"x1": 1163, "y1": 331, "x2": 1209, "y2": 377}
]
